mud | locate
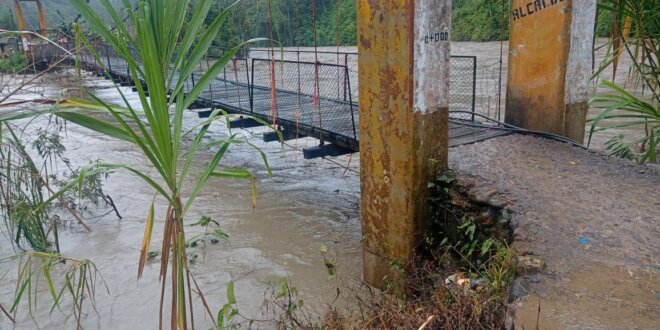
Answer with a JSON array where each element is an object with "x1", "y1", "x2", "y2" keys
[{"x1": 449, "y1": 134, "x2": 659, "y2": 330}]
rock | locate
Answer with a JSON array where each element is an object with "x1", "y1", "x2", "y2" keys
[
  {"x1": 487, "y1": 196, "x2": 509, "y2": 208},
  {"x1": 449, "y1": 191, "x2": 472, "y2": 209},
  {"x1": 509, "y1": 278, "x2": 531, "y2": 302},
  {"x1": 529, "y1": 275, "x2": 541, "y2": 283},
  {"x1": 477, "y1": 210, "x2": 497, "y2": 225},
  {"x1": 515, "y1": 255, "x2": 546, "y2": 275},
  {"x1": 471, "y1": 187, "x2": 498, "y2": 204},
  {"x1": 513, "y1": 227, "x2": 528, "y2": 241},
  {"x1": 509, "y1": 213, "x2": 520, "y2": 228},
  {"x1": 505, "y1": 309, "x2": 516, "y2": 330},
  {"x1": 513, "y1": 242, "x2": 535, "y2": 256},
  {"x1": 455, "y1": 176, "x2": 477, "y2": 189}
]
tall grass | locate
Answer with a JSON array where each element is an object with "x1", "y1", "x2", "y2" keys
[
  {"x1": 1, "y1": 252, "x2": 107, "y2": 327},
  {"x1": 46, "y1": 0, "x2": 268, "y2": 328}
]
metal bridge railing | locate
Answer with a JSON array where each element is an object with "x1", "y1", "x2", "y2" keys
[
  {"x1": 449, "y1": 56, "x2": 477, "y2": 122},
  {"x1": 248, "y1": 49, "x2": 478, "y2": 119},
  {"x1": 250, "y1": 58, "x2": 358, "y2": 142},
  {"x1": 38, "y1": 40, "x2": 477, "y2": 149}
]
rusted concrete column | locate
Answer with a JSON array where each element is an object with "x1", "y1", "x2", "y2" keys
[
  {"x1": 505, "y1": 0, "x2": 596, "y2": 142},
  {"x1": 357, "y1": 0, "x2": 451, "y2": 289}
]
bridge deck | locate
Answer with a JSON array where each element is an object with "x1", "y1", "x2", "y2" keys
[{"x1": 39, "y1": 43, "x2": 507, "y2": 154}]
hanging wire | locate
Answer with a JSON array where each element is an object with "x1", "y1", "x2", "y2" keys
[
  {"x1": 232, "y1": 57, "x2": 242, "y2": 108},
  {"x1": 312, "y1": 0, "x2": 324, "y2": 145},
  {"x1": 496, "y1": 0, "x2": 507, "y2": 122},
  {"x1": 267, "y1": 0, "x2": 279, "y2": 130},
  {"x1": 294, "y1": 0, "x2": 303, "y2": 151},
  {"x1": 336, "y1": 0, "x2": 352, "y2": 175},
  {"x1": 335, "y1": 0, "x2": 341, "y2": 99}
]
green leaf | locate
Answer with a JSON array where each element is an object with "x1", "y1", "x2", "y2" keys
[
  {"x1": 481, "y1": 238, "x2": 494, "y2": 256},
  {"x1": 226, "y1": 281, "x2": 236, "y2": 305},
  {"x1": 54, "y1": 111, "x2": 134, "y2": 143}
]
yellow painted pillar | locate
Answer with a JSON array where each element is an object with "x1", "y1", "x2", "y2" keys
[
  {"x1": 506, "y1": 0, "x2": 596, "y2": 142},
  {"x1": 357, "y1": 0, "x2": 451, "y2": 289}
]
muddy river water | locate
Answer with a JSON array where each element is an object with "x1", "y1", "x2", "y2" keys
[{"x1": 0, "y1": 75, "x2": 363, "y2": 328}]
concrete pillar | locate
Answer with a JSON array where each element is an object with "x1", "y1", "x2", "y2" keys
[
  {"x1": 357, "y1": 0, "x2": 451, "y2": 289},
  {"x1": 505, "y1": 0, "x2": 596, "y2": 143}
]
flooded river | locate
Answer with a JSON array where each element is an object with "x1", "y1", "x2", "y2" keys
[{"x1": 0, "y1": 73, "x2": 363, "y2": 328}]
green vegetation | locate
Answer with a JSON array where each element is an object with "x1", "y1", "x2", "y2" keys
[
  {"x1": 1, "y1": 252, "x2": 106, "y2": 326},
  {"x1": 589, "y1": 0, "x2": 659, "y2": 164},
  {"x1": 0, "y1": 53, "x2": 26, "y2": 73},
  {"x1": 0, "y1": 4, "x2": 14, "y2": 30},
  {"x1": 452, "y1": 0, "x2": 509, "y2": 42},
  {"x1": 213, "y1": 0, "x2": 358, "y2": 48},
  {"x1": 0, "y1": 0, "x2": 121, "y2": 30},
  {"x1": 0, "y1": 118, "x2": 115, "y2": 253},
  {"x1": 3, "y1": 0, "x2": 522, "y2": 47},
  {"x1": 260, "y1": 172, "x2": 517, "y2": 329},
  {"x1": 193, "y1": 0, "x2": 511, "y2": 46}
]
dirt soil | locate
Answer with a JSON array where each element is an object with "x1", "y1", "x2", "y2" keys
[{"x1": 449, "y1": 134, "x2": 659, "y2": 330}]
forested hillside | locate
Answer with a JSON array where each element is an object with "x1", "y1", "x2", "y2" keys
[
  {"x1": 217, "y1": 0, "x2": 509, "y2": 47},
  {"x1": 0, "y1": 0, "x2": 124, "y2": 30},
  {"x1": 1, "y1": 1, "x2": 608, "y2": 46}
]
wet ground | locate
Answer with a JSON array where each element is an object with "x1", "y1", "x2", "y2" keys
[{"x1": 450, "y1": 134, "x2": 659, "y2": 330}]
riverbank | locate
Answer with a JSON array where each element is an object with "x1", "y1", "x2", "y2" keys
[{"x1": 450, "y1": 134, "x2": 659, "y2": 329}]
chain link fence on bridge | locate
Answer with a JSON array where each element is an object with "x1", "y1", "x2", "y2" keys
[
  {"x1": 249, "y1": 48, "x2": 478, "y2": 122},
  {"x1": 250, "y1": 58, "x2": 358, "y2": 142}
]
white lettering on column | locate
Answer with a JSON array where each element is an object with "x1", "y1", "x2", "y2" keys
[{"x1": 414, "y1": 0, "x2": 452, "y2": 114}]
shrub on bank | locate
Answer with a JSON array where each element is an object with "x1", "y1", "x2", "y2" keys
[{"x1": 0, "y1": 53, "x2": 27, "y2": 74}]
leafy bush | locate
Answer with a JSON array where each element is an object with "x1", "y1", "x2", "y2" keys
[
  {"x1": 452, "y1": 0, "x2": 509, "y2": 42},
  {"x1": 0, "y1": 53, "x2": 27, "y2": 74}
]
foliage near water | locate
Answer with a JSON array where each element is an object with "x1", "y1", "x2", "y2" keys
[
  {"x1": 60, "y1": 0, "x2": 269, "y2": 328},
  {"x1": 0, "y1": 116, "x2": 116, "y2": 253},
  {"x1": 0, "y1": 0, "x2": 269, "y2": 327},
  {"x1": 0, "y1": 53, "x2": 26, "y2": 74},
  {"x1": 589, "y1": 0, "x2": 659, "y2": 164},
  {"x1": 0, "y1": 63, "x2": 123, "y2": 324},
  {"x1": 251, "y1": 173, "x2": 517, "y2": 329}
]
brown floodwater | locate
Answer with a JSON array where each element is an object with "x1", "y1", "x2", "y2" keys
[
  {"x1": 516, "y1": 263, "x2": 659, "y2": 330},
  {"x1": 0, "y1": 73, "x2": 363, "y2": 329}
]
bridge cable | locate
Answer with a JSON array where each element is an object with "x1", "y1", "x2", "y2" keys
[
  {"x1": 335, "y1": 0, "x2": 341, "y2": 98},
  {"x1": 496, "y1": 0, "x2": 507, "y2": 121},
  {"x1": 232, "y1": 58, "x2": 242, "y2": 109},
  {"x1": 267, "y1": 0, "x2": 279, "y2": 131},
  {"x1": 294, "y1": 0, "x2": 303, "y2": 150},
  {"x1": 312, "y1": 0, "x2": 325, "y2": 146},
  {"x1": 335, "y1": 0, "x2": 354, "y2": 173}
]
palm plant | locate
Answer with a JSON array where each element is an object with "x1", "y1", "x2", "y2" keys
[
  {"x1": 589, "y1": 81, "x2": 659, "y2": 163},
  {"x1": 589, "y1": 0, "x2": 659, "y2": 164},
  {"x1": 1, "y1": 0, "x2": 268, "y2": 328}
]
